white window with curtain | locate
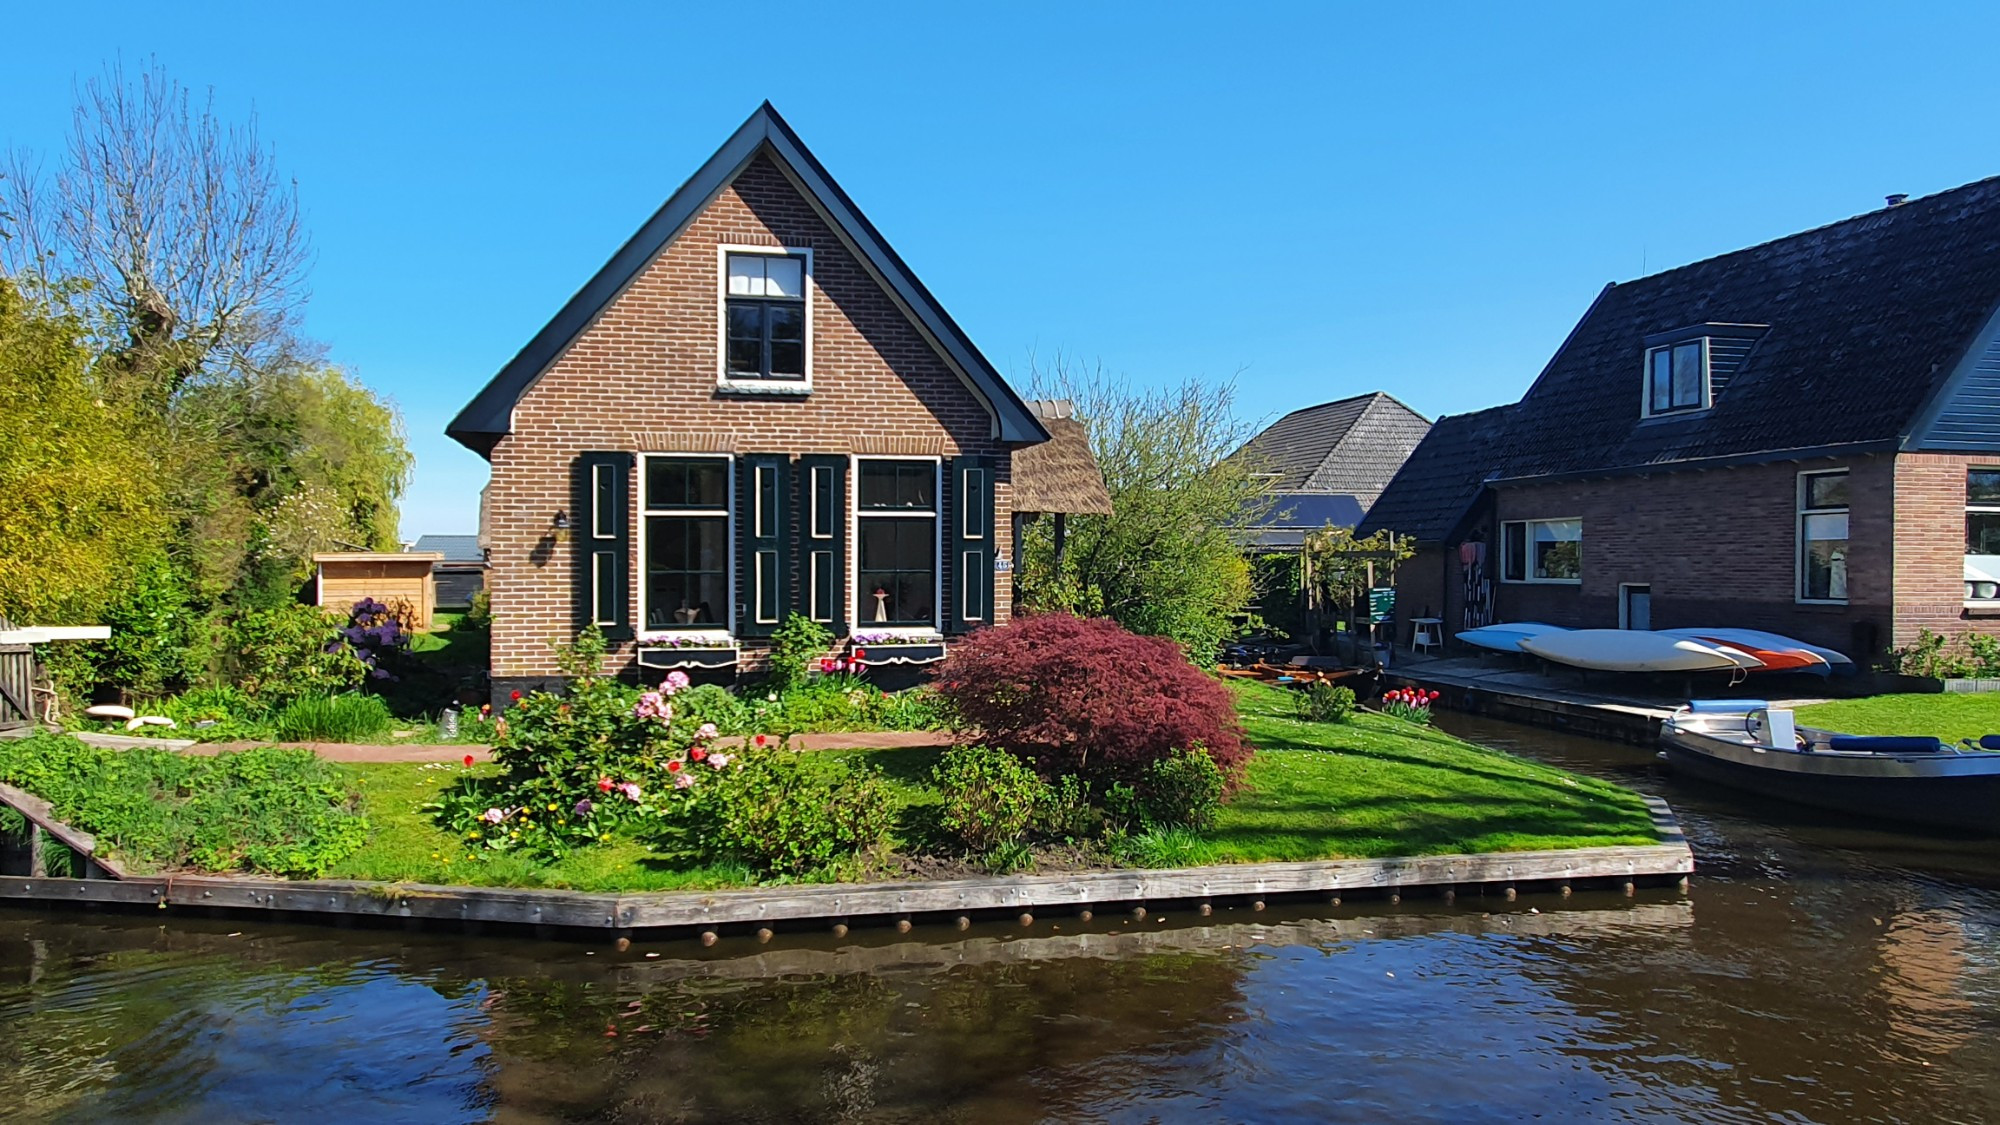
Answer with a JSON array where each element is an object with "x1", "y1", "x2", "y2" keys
[
  {"x1": 1967, "y1": 468, "x2": 2000, "y2": 602},
  {"x1": 1798, "y1": 470, "x2": 1849, "y2": 603},
  {"x1": 1501, "y1": 519, "x2": 1581, "y2": 583}
]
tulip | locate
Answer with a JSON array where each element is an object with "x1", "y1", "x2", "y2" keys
[
  {"x1": 597, "y1": 777, "x2": 615, "y2": 792},
  {"x1": 690, "y1": 747, "x2": 707, "y2": 762},
  {"x1": 754, "y1": 735, "x2": 768, "y2": 747},
  {"x1": 462, "y1": 754, "x2": 476, "y2": 768},
  {"x1": 510, "y1": 690, "x2": 522, "y2": 701},
  {"x1": 667, "y1": 760, "x2": 682, "y2": 772}
]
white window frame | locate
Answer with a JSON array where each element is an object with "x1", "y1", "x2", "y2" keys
[
  {"x1": 1967, "y1": 466, "x2": 2000, "y2": 605},
  {"x1": 716, "y1": 244, "x2": 813, "y2": 395},
  {"x1": 1796, "y1": 469, "x2": 1851, "y2": 606},
  {"x1": 637, "y1": 453, "x2": 735, "y2": 642},
  {"x1": 1500, "y1": 518, "x2": 1583, "y2": 585},
  {"x1": 849, "y1": 454, "x2": 943, "y2": 638},
  {"x1": 1641, "y1": 338, "x2": 1712, "y2": 418}
]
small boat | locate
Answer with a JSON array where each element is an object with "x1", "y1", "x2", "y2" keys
[
  {"x1": 1519, "y1": 629, "x2": 1743, "y2": 673},
  {"x1": 1656, "y1": 628, "x2": 1854, "y2": 677},
  {"x1": 1659, "y1": 700, "x2": 2000, "y2": 833},
  {"x1": 1456, "y1": 622, "x2": 1570, "y2": 654}
]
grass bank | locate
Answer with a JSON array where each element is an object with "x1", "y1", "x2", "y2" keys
[{"x1": 1793, "y1": 693, "x2": 2000, "y2": 745}]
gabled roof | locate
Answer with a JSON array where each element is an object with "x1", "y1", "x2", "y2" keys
[
  {"x1": 446, "y1": 103, "x2": 1049, "y2": 457},
  {"x1": 1239, "y1": 492, "x2": 1370, "y2": 550},
  {"x1": 1234, "y1": 392, "x2": 1431, "y2": 503},
  {"x1": 1354, "y1": 404, "x2": 1516, "y2": 544},
  {"x1": 1495, "y1": 176, "x2": 2000, "y2": 481},
  {"x1": 411, "y1": 535, "x2": 484, "y2": 564},
  {"x1": 1012, "y1": 400, "x2": 1113, "y2": 515}
]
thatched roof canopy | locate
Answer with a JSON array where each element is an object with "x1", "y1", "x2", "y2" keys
[{"x1": 1012, "y1": 401, "x2": 1113, "y2": 515}]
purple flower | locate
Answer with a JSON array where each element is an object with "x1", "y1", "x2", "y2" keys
[{"x1": 574, "y1": 798, "x2": 595, "y2": 816}]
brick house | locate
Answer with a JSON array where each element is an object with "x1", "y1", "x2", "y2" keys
[
  {"x1": 447, "y1": 104, "x2": 1053, "y2": 703},
  {"x1": 1359, "y1": 179, "x2": 2000, "y2": 663}
]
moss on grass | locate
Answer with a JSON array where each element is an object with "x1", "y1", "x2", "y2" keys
[{"x1": 1794, "y1": 693, "x2": 2000, "y2": 746}]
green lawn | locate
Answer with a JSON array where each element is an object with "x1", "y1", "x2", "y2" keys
[
  {"x1": 317, "y1": 683, "x2": 1656, "y2": 889},
  {"x1": 406, "y1": 611, "x2": 490, "y2": 670},
  {"x1": 1794, "y1": 693, "x2": 2000, "y2": 746}
]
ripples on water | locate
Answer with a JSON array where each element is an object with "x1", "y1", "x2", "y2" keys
[{"x1": 2, "y1": 717, "x2": 1998, "y2": 1123}]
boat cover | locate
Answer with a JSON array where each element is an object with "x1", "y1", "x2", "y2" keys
[{"x1": 1826, "y1": 735, "x2": 1945, "y2": 754}]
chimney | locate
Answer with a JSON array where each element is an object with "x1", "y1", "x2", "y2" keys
[{"x1": 1886, "y1": 193, "x2": 1910, "y2": 207}]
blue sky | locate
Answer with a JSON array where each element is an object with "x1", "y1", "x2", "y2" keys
[{"x1": 8, "y1": 3, "x2": 2000, "y2": 537}]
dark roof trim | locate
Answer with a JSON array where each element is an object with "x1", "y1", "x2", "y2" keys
[
  {"x1": 1485, "y1": 439, "x2": 1895, "y2": 488},
  {"x1": 447, "y1": 102, "x2": 1048, "y2": 457},
  {"x1": 1641, "y1": 322, "x2": 1770, "y2": 348}
]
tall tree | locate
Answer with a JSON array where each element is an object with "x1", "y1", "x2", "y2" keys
[
  {"x1": 1017, "y1": 356, "x2": 1273, "y2": 658},
  {"x1": 1, "y1": 57, "x2": 310, "y2": 401}
]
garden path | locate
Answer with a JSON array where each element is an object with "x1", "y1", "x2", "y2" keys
[{"x1": 174, "y1": 729, "x2": 957, "y2": 763}]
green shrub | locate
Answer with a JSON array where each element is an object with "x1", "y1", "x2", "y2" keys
[
  {"x1": 273, "y1": 694, "x2": 394, "y2": 742},
  {"x1": 655, "y1": 744, "x2": 896, "y2": 879},
  {"x1": 1892, "y1": 629, "x2": 2000, "y2": 678},
  {"x1": 43, "y1": 555, "x2": 208, "y2": 701},
  {"x1": 1297, "y1": 682, "x2": 1356, "y2": 723},
  {"x1": 675, "y1": 683, "x2": 752, "y2": 735},
  {"x1": 1117, "y1": 826, "x2": 1206, "y2": 869},
  {"x1": 767, "y1": 613, "x2": 833, "y2": 695},
  {"x1": 878, "y1": 686, "x2": 957, "y2": 732},
  {"x1": 932, "y1": 744, "x2": 1048, "y2": 853},
  {"x1": 463, "y1": 588, "x2": 492, "y2": 630},
  {"x1": 1034, "y1": 773, "x2": 1104, "y2": 841},
  {"x1": 1138, "y1": 746, "x2": 1225, "y2": 831},
  {"x1": 221, "y1": 603, "x2": 368, "y2": 703},
  {"x1": 0, "y1": 733, "x2": 367, "y2": 877}
]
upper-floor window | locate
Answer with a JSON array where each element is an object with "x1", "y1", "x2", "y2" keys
[
  {"x1": 1968, "y1": 468, "x2": 2000, "y2": 602},
  {"x1": 1645, "y1": 339, "x2": 1708, "y2": 416},
  {"x1": 724, "y1": 251, "x2": 806, "y2": 382},
  {"x1": 1798, "y1": 470, "x2": 1849, "y2": 603},
  {"x1": 1501, "y1": 518, "x2": 1581, "y2": 583}
]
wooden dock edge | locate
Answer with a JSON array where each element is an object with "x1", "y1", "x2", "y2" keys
[{"x1": 0, "y1": 789, "x2": 1694, "y2": 939}]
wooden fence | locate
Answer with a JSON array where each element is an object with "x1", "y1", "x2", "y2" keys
[{"x1": 0, "y1": 641, "x2": 34, "y2": 733}]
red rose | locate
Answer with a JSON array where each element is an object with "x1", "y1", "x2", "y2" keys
[
  {"x1": 667, "y1": 760, "x2": 683, "y2": 772},
  {"x1": 690, "y1": 747, "x2": 707, "y2": 762},
  {"x1": 462, "y1": 754, "x2": 475, "y2": 768},
  {"x1": 597, "y1": 777, "x2": 614, "y2": 792},
  {"x1": 510, "y1": 690, "x2": 522, "y2": 701},
  {"x1": 754, "y1": 735, "x2": 768, "y2": 747},
  {"x1": 852, "y1": 649, "x2": 866, "y2": 660}
]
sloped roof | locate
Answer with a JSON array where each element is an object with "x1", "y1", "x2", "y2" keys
[
  {"x1": 411, "y1": 535, "x2": 484, "y2": 564},
  {"x1": 1234, "y1": 392, "x2": 1431, "y2": 502},
  {"x1": 1012, "y1": 400, "x2": 1113, "y2": 515},
  {"x1": 1354, "y1": 405, "x2": 1516, "y2": 543},
  {"x1": 1239, "y1": 492, "x2": 1369, "y2": 550},
  {"x1": 1497, "y1": 177, "x2": 2000, "y2": 481},
  {"x1": 446, "y1": 102, "x2": 1049, "y2": 457}
]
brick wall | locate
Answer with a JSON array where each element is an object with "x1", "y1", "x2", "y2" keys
[
  {"x1": 1893, "y1": 452, "x2": 2000, "y2": 645},
  {"x1": 1489, "y1": 456, "x2": 1895, "y2": 658},
  {"x1": 483, "y1": 153, "x2": 1013, "y2": 689}
]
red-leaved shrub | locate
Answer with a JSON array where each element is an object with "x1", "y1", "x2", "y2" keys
[{"x1": 934, "y1": 614, "x2": 1249, "y2": 784}]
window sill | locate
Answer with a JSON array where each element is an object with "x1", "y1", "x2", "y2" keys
[
  {"x1": 1795, "y1": 599, "x2": 1849, "y2": 607},
  {"x1": 1637, "y1": 407, "x2": 1712, "y2": 424},
  {"x1": 716, "y1": 377, "x2": 811, "y2": 396},
  {"x1": 1965, "y1": 601, "x2": 2000, "y2": 617}
]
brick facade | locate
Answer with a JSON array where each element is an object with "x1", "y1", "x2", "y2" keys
[
  {"x1": 1894, "y1": 452, "x2": 2000, "y2": 645},
  {"x1": 483, "y1": 153, "x2": 1014, "y2": 694}
]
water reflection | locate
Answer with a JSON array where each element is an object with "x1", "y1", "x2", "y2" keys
[{"x1": 0, "y1": 715, "x2": 1996, "y2": 1121}]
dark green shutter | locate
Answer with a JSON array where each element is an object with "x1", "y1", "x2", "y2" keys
[
  {"x1": 948, "y1": 455, "x2": 995, "y2": 634},
  {"x1": 798, "y1": 455, "x2": 848, "y2": 635},
  {"x1": 574, "y1": 451, "x2": 633, "y2": 641},
  {"x1": 737, "y1": 454, "x2": 790, "y2": 637}
]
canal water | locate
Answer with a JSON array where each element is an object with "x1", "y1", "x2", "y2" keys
[{"x1": 3, "y1": 717, "x2": 1998, "y2": 1123}]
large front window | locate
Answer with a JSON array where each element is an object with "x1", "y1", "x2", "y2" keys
[
  {"x1": 1799, "y1": 470, "x2": 1850, "y2": 603},
  {"x1": 856, "y1": 460, "x2": 937, "y2": 626},
  {"x1": 1968, "y1": 469, "x2": 2000, "y2": 602},
  {"x1": 724, "y1": 252, "x2": 806, "y2": 381},
  {"x1": 1645, "y1": 339, "x2": 1708, "y2": 416},
  {"x1": 1501, "y1": 518, "x2": 1581, "y2": 583},
  {"x1": 644, "y1": 457, "x2": 729, "y2": 629}
]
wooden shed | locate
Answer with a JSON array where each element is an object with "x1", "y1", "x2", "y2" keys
[{"x1": 315, "y1": 552, "x2": 442, "y2": 630}]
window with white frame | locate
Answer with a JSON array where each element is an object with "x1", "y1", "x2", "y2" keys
[
  {"x1": 643, "y1": 457, "x2": 730, "y2": 630},
  {"x1": 856, "y1": 460, "x2": 937, "y2": 626},
  {"x1": 1798, "y1": 470, "x2": 1849, "y2": 603},
  {"x1": 724, "y1": 252, "x2": 806, "y2": 381},
  {"x1": 1967, "y1": 468, "x2": 2000, "y2": 602},
  {"x1": 1644, "y1": 338, "x2": 1708, "y2": 416},
  {"x1": 1501, "y1": 519, "x2": 1581, "y2": 583}
]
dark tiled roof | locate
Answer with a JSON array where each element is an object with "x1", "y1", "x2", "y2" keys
[
  {"x1": 1500, "y1": 177, "x2": 2000, "y2": 479},
  {"x1": 1238, "y1": 492, "x2": 1369, "y2": 550},
  {"x1": 1354, "y1": 405, "x2": 1517, "y2": 543},
  {"x1": 1235, "y1": 392, "x2": 1431, "y2": 503},
  {"x1": 411, "y1": 535, "x2": 484, "y2": 564}
]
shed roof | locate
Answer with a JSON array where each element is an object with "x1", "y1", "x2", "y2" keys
[
  {"x1": 1234, "y1": 392, "x2": 1431, "y2": 503},
  {"x1": 411, "y1": 535, "x2": 485, "y2": 564},
  {"x1": 1011, "y1": 400, "x2": 1113, "y2": 515},
  {"x1": 1238, "y1": 492, "x2": 1370, "y2": 550}
]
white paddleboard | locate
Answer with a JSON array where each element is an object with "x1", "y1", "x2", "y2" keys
[
  {"x1": 1656, "y1": 628, "x2": 1852, "y2": 668},
  {"x1": 1457, "y1": 622, "x2": 1571, "y2": 654},
  {"x1": 1519, "y1": 629, "x2": 1742, "y2": 672}
]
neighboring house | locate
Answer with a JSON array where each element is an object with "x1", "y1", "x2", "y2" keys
[
  {"x1": 1233, "y1": 392, "x2": 1431, "y2": 550},
  {"x1": 1359, "y1": 179, "x2": 2000, "y2": 661},
  {"x1": 447, "y1": 104, "x2": 1056, "y2": 704},
  {"x1": 410, "y1": 534, "x2": 487, "y2": 610}
]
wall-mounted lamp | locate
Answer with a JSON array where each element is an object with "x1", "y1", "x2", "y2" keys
[{"x1": 552, "y1": 509, "x2": 572, "y2": 531}]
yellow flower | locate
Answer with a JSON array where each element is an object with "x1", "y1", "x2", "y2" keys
[
  {"x1": 546, "y1": 803, "x2": 557, "y2": 811},
  {"x1": 600, "y1": 833, "x2": 611, "y2": 842}
]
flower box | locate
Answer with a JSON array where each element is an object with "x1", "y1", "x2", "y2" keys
[
  {"x1": 848, "y1": 642, "x2": 947, "y2": 667},
  {"x1": 637, "y1": 643, "x2": 739, "y2": 671}
]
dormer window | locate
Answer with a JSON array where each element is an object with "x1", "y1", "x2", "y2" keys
[
  {"x1": 1644, "y1": 338, "x2": 1708, "y2": 416},
  {"x1": 721, "y1": 248, "x2": 810, "y2": 389}
]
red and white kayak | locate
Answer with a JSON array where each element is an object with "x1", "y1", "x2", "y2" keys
[
  {"x1": 1519, "y1": 629, "x2": 1745, "y2": 673},
  {"x1": 1657, "y1": 628, "x2": 1852, "y2": 676}
]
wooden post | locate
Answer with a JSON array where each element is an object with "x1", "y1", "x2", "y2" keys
[{"x1": 1051, "y1": 513, "x2": 1068, "y2": 576}]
